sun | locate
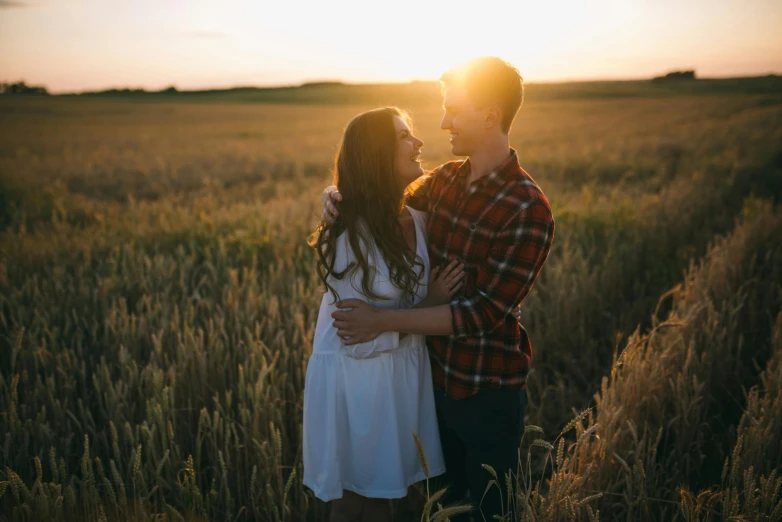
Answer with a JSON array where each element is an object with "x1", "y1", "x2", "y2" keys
[{"x1": 323, "y1": 1, "x2": 598, "y2": 83}]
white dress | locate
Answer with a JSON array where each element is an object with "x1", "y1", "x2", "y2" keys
[{"x1": 303, "y1": 207, "x2": 445, "y2": 502}]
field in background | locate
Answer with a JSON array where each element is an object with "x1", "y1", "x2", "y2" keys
[{"x1": 1, "y1": 79, "x2": 782, "y2": 521}]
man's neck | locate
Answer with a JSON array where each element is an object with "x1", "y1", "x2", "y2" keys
[{"x1": 466, "y1": 135, "x2": 512, "y2": 184}]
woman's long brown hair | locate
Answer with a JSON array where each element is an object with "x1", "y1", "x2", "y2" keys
[{"x1": 309, "y1": 107, "x2": 424, "y2": 304}]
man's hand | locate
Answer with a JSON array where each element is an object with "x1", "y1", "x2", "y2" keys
[
  {"x1": 331, "y1": 299, "x2": 384, "y2": 345},
  {"x1": 321, "y1": 186, "x2": 342, "y2": 224}
]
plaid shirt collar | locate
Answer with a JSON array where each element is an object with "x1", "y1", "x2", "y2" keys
[{"x1": 452, "y1": 148, "x2": 521, "y2": 193}]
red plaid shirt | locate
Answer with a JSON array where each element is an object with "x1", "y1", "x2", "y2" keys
[{"x1": 406, "y1": 149, "x2": 555, "y2": 399}]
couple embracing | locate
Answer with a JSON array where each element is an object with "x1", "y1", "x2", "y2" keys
[{"x1": 303, "y1": 57, "x2": 555, "y2": 522}]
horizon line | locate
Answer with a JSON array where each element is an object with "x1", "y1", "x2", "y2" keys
[{"x1": 5, "y1": 71, "x2": 781, "y2": 96}]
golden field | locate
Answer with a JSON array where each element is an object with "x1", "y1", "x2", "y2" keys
[{"x1": 1, "y1": 81, "x2": 782, "y2": 521}]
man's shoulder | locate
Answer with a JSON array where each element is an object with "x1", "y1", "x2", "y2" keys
[
  {"x1": 508, "y1": 166, "x2": 552, "y2": 210},
  {"x1": 495, "y1": 167, "x2": 553, "y2": 229}
]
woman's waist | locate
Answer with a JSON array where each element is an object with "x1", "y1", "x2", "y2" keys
[{"x1": 311, "y1": 330, "x2": 425, "y2": 356}]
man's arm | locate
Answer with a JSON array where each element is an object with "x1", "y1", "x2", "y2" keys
[
  {"x1": 383, "y1": 305, "x2": 455, "y2": 335},
  {"x1": 329, "y1": 196, "x2": 553, "y2": 345},
  {"x1": 331, "y1": 302, "x2": 455, "y2": 342},
  {"x1": 331, "y1": 260, "x2": 467, "y2": 342},
  {"x1": 450, "y1": 200, "x2": 554, "y2": 339}
]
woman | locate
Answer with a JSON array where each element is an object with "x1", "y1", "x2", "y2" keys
[{"x1": 303, "y1": 107, "x2": 464, "y2": 522}]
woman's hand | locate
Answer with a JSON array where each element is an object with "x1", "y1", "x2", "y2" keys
[
  {"x1": 423, "y1": 259, "x2": 465, "y2": 307},
  {"x1": 321, "y1": 186, "x2": 342, "y2": 224},
  {"x1": 512, "y1": 304, "x2": 522, "y2": 322}
]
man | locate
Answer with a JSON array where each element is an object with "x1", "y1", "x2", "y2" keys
[{"x1": 324, "y1": 56, "x2": 555, "y2": 520}]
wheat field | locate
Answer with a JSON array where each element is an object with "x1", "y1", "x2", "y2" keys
[{"x1": 1, "y1": 83, "x2": 782, "y2": 521}]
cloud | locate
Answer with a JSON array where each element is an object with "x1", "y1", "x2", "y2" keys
[
  {"x1": 184, "y1": 31, "x2": 228, "y2": 39},
  {"x1": 0, "y1": 1, "x2": 28, "y2": 7}
]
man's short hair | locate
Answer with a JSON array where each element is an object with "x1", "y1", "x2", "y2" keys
[{"x1": 440, "y1": 57, "x2": 524, "y2": 134}]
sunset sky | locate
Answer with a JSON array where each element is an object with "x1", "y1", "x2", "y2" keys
[{"x1": 1, "y1": 0, "x2": 781, "y2": 93}]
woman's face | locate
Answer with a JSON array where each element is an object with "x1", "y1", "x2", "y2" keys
[{"x1": 393, "y1": 115, "x2": 424, "y2": 186}]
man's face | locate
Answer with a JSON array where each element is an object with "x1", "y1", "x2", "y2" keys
[{"x1": 440, "y1": 85, "x2": 487, "y2": 157}]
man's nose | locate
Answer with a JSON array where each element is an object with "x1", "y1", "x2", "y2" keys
[{"x1": 440, "y1": 116, "x2": 450, "y2": 130}]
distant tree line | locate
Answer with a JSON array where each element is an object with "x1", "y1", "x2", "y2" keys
[
  {"x1": 89, "y1": 86, "x2": 178, "y2": 96},
  {"x1": 652, "y1": 70, "x2": 697, "y2": 83},
  {"x1": 0, "y1": 82, "x2": 181, "y2": 97},
  {"x1": 1, "y1": 81, "x2": 49, "y2": 95}
]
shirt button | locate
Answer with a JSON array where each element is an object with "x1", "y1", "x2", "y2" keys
[{"x1": 469, "y1": 223, "x2": 476, "y2": 231}]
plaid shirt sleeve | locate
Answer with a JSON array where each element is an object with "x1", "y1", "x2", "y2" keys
[{"x1": 450, "y1": 200, "x2": 555, "y2": 338}]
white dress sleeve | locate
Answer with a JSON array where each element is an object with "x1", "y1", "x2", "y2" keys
[{"x1": 327, "y1": 229, "x2": 401, "y2": 360}]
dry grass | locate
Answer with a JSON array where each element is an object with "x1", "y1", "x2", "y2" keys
[
  {"x1": 509, "y1": 200, "x2": 782, "y2": 521},
  {"x1": 0, "y1": 91, "x2": 781, "y2": 521}
]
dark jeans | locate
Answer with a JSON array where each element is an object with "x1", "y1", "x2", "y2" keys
[{"x1": 434, "y1": 387, "x2": 528, "y2": 522}]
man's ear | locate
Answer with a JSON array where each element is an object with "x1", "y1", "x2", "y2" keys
[{"x1": 485, "y1": 106, "x2": 502, "y2": 130}]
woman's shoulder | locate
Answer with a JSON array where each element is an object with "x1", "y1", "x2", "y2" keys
[{"x1": 332, "y1": 221, "x2": 381, "y2": 272}]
